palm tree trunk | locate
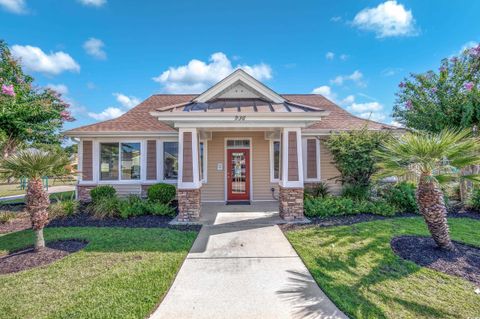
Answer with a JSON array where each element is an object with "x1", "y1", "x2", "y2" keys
[
  {"x1": 25, "y1": 178, "x2": 50, "y2": 251},
  {"x1": 416, "y1": 173, "x2": 454, "y2": 250}
]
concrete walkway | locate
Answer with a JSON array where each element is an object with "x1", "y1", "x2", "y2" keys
[
  {"x1": 0, "y1": 185, "x2": 75, "y2": 202},
  {"x1": 150, "y1": 203, "x2": 347, "y2": 319}
]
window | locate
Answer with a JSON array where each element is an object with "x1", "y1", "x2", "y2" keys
[
  {"x1": 227, "y1": 139, "x2": 250, "y2": 149},
  {"x1": 270, "y1": 140, "x2": 281, "y2": 182},
  {"x1": 163, "y1": 142, "x2": 178, "y2": 180},
  {"x1": 100, "y1": 142, "x2": 141, "y2": 181},
  {"x1": 199, "y1": 141, "x2": 206, "y2": 182}
]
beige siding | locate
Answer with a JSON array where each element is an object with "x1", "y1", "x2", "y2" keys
[
  {"x1": 112, "y1": 184, "x2": 142, "y2": 197},
  {"x1": 202, "y1": 132, "x2": 277, "y2": 201},
  {"x1": 319, "y1": 138, "x2": 342, "y2": 195}
]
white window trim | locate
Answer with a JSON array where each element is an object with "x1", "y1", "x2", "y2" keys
[
  {"x1": 269, "y1": 139, "x2": 280, "y2": 183},
  {"x1": 302, "y1": 137, "x2": 321, "y2": 182},
  {"x1": 200, "y1": 140, "x2": 208, "y2": 184},
  {"x1": 159, "y1": 138, "x2": 180, "y2": 185}
]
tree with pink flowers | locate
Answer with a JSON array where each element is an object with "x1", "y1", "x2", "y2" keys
[
  {"x1": 393, "y1": 44, "x2": 480, "y2": 132},
  {"x1": 0, "y1": 40, "x2": 74, "y2": 159}
]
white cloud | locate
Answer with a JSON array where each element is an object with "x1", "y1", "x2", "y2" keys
[
  {"x1": 357, "y1": 112, "x2": 386, "y2": 122},
  {"x1": 339, "y1": 54, "x2": 349, "y2": 61},
  {"x1": 348, "y1": 102, "x2": 383, "y2": 113},
  {"x1": 78, "y1": 0, "x2": 106, "y2": 7},
  {"x1": 459, "y1": 41, "x2": 479, "y2": 54},
  {"x1": 352, "y1": 1, "x2": 417, "y2": 38},
  {"x1": 390, "y1": 120, "x2": 404, "y2": 127},
  {"x1": 11, "y1": 45, "x2": 80, "y2": 75},
  {"x1": 153, "y1": 52, "x2": 272, "y2": 93},
  {"x1": 330, "y1": 70, "x2": 364, "y2": 86},
  {"x1": 46, "y1": 83, "x2": 69, "y2": 95},
  {"x1": 83, "y1": 38, "x2": 106, "y2": 60},
  {"x1": 88, "y1": 107, "x2": 124, "y2": 121},
  {"x1": 381, "y1": 67, "x2": 403, "y2": 77},
  {"x1": 326, "y1": 52, "x2": 335, "y2": 60},
  {"x1": 341, "y1": 95, "x2": 355, "y2": 105},
  {"x1": 330, "y1": 16, "x2": 342, "y2": 22},
  {"x1": 0, "y1": 0, "x2": 26, "y2": 13},
  {"x1": 311, "y1": 85, "x2": 337, "y2": 102},
  {"x1": 113, "y1": 93, "x2": 140, "y2": 109}
]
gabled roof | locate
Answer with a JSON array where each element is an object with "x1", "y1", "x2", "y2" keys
[{"x1": 64, "y1": 94, "x2": 397, "y2": 136}]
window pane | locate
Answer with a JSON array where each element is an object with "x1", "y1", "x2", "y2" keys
[
  {"x1": 164, "y1": 142, "x2": 178, "y2": 180},
  {"x1": 199, "y1": 142, "x2": 204, "y2": 180},
  {"x1": 273, "y1": 141, "x2": 280, "y2": 180},
  {"x1": 100, "y1": 143, "x2": 119, "y2": 180},
  {"x1": 227, "y1": 140, "x2": 250, "y2": 148},
  {"x1": 121, "y1": 143, "x2": 141, "y2": 180}
]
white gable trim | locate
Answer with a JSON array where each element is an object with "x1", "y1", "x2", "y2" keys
[{"x1": 193, "y1": 69, "x2": 285, "y2": 104}]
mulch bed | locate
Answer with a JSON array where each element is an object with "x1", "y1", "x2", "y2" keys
[
  {"x1": 391, "y1": 235, "x2": 480, "y2": 287},
  {"x1": 47, "y1": 213, "x2": 200, "y2": 231},
  {"x1": 0, "y1": 239, "x2": 88, "y2": 275}
]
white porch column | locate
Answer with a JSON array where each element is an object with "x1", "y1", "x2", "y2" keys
[
  {"x1": 177, "y1": 128, "x2": 202, "y2": 222},
  {"x1": 279, "y1": 128, "x2": 305, "y2": 221}
]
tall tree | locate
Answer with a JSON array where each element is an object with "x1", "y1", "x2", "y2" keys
[
  {"x1": 393, "y1": 44, "x2": 480, "y2": 132},
  {"x1": 0, "y1": 40, "x2": 74, "y2": 159},
  {"x1": 0, "y1": 149, "x2": 71, "y2": 251},
  {"x1": 374, "y1": 129, "x2": 480, "y2": 250}
]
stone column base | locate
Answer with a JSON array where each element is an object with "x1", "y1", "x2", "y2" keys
[
  {"x1": 279, "y1": 186, "x2": 304, "y2": 221},
  {"x1": 177, "y1": 188, "x2": 201, "y2": 222},
  {"x1": 77, "y1": 185, "x2": 95, "y2": 202}
]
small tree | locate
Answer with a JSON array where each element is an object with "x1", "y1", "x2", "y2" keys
[
  {"x1": 0, "y1": 149, "x2": 71, "y2": 251},
  {"x1": 374, "y1": 129, "x2": 480, "y2": 250},
  {"x1": 324, "y1": 127, "x2": 391, "y2": 192},
  {"x1": 0, "y1": 40, "x2": 74, "y2": 159}
]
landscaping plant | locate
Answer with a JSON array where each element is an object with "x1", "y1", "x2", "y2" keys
[
  {"x1": 304, "y1": 196, "x2": 396, "y2": 218},
  {"x1": 89, "y1": 185, "x2": 116, "y2": 203},
  {"x1": 147, "y1": 183, "x2": 176, "y2": 204},
  {"x1": 381, "y1": 181, "x2": 418, "y2": 213},
  {"x1": 374, "y1": 129, "x2": 480, "y2": 250},
  {"x1": 0, "y1": 149, "x2": 70, "y2": 250}
]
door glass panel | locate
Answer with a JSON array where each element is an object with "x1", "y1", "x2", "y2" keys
[{"x1": 231, "y1": 152, "x2": 246, "y2": 194}]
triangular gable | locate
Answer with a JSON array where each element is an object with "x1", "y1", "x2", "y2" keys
[{"x1": 193, "y1": 69, "x2": 285, "y2": 104}]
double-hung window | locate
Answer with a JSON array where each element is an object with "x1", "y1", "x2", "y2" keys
[
  {"x1": 163, "y1": 141, "x2": 178, "y2": 180},
  {"x1": 100, "y1": 142, "x2": 141, "y2": 181},
  {"x1": 270, "y1": 140, "x2": 281, "y2": 182}
]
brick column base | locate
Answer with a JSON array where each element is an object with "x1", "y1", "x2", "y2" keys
[
  {"x1": 177, "y1": 188, "x2": 201, "y2": 222},
  {"x1": 279, "y1": 186, "x2": 304, "y2": 221},
  {"x1": 77, "y1": 185, "x2": 95, "y2": 202}
]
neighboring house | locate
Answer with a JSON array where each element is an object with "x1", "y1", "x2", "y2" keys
[{"x1": 65, "y1": 69, "x2": 396, "y2": 222}]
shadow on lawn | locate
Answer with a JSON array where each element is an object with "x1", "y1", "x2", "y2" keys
[{"x1": 282, "y1": 227, "x2": 454, "y2": 319}]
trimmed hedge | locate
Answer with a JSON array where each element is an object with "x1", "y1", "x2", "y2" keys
[
  {"x1": 90, "y1": 185, "x2": 116, "y2": 203},
  {"x1": 147, "y1": 183, "x2": 176, "y2": 204},
  {"x1": 305, "y1": 196, "x2": 396, "y2": 218}
]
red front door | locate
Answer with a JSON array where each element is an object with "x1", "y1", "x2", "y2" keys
[{"x1": 227, "y1": 149, "x2": 250, "y2": 201}]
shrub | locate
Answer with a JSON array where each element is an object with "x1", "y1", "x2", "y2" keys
[
  {"x1": 0, "y1": 212, "x2": 16, "y2": 224},
  {"x1": 341, "y1": 183, "x2": 370, "y2": 201},
  {"x1": 305, "y1": 182, "x2": 330, "y2": 198},
  {"x1": 117, "y1": 195, "x2": 147, "y2": 219},
  {"x1": 469, "y1": 188, "x2": 480, "y2": 211},
  {"x1": 147, "y1": 183, "x2": 176, "y2": 204},
  {"x1": 304, "y1": 196, "x2": 396, "y2": 218},
  {"x1": 48, "y1": 199, "x2": 79, "y2": 219},
  {"x1": 90, "y1": 185, "x2": 116, "y2": 203},
  {"x1": 87, "y1": 196, "x2": 119, "y2": 219},
  {"x1": 382, "y1": 182, "x2": 418, "y2": 213},
  {"x1": 145, "y1": 201, "x2": 175, "y2": 216}
]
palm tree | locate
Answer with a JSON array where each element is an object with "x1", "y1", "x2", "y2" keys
[
  {"x1": 374, "y1": 129, "x2": 480, "y2": 250},
  {"x1": 0, "y1": 149, "x2": 70, "y2": 251}
]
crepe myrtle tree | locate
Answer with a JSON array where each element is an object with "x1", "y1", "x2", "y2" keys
[
  {"x1": 393, "y1": 44, "x2": 480, "y2": 132},
  {"x1": 0, "y1": 149, "x2": 71, "y2": 251},
  {"x1": 0, "y1": 40, "x2": 74, "y2": 159},
  {"x1": 374, "y1": 129, "x2": 480, "y2": 250}
]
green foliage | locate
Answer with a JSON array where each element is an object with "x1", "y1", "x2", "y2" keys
[
  {"x1": 325, "y1": 127, "x2": 390, "y2": 190},
  {"x1": 468, "y1": 188, "x2": 480, "y2": 211},
  {"x1": 0, "y1": 40, "x2": 74, "y2": 158},
  {"x1": 393, "y1": 45, "x2": 480, "y2": 132},
  {"x1": 144, "y1": 201, "x2": 175, "y2": 216},
  {"x1": 381, "y1": 182, "x2": 418, "y2": 213},
  {"x1": 87, "y1": 196, "x2": 120, "y2": 219},
  {"x1": 304, "y1": 196, "x2": 396, "y2": 218},
  {"x1": 341, "y1": 183, "x2": 371, "y2": 200},
  {"x1": 147, "y1": 183, "x2": 176, "y2": 204},
  {"x1": 117, "y1": 195, "x2": 146, "y2": 219},
  {"x1": 0, "y1": 148, "x2": 70, "y2": 180},
  {"x1": 48, "y1": 199, "x2": 79, "y2": 219},
  {"x1": 374, "y1": 129, "x2": 480, "y2": 183},
  {"x1": 0, "y1": 211, "x2": 15, "y2": 224},
  {"x1": 305, "y1": 182, "x2": 330, "y2": 198},
  {"x1": 90, "y1": 185, "x2": 117, "y2": 203}
]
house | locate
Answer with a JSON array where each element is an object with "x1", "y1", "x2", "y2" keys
[{"x1": 65, "y1": 69, "x2": 395, "y2": 222}]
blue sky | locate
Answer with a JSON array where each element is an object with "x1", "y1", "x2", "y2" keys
[{"x1": 1, "y1": 0, "x2": 479, "y2": 130}]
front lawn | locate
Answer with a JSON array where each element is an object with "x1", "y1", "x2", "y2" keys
[
  {"x1": 285, "y1": 217, "x2": 480, "y2": 319},
  {"x1": 0, "y1": 227, "x2": 198, "y2": 319}
]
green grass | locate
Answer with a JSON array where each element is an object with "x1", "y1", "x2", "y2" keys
[
  {"x1": 0, "y1": 227, "x2": 198, "y2": 319},
  {"x1": 285, "y1": 217, "x2": 480, "y2": 319},
  {"x1": 0, "y1": 190, "x2": 75, "y2": 205}
]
